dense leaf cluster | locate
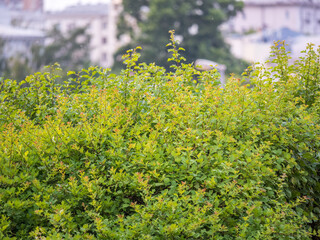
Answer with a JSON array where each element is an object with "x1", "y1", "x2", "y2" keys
[{"x1": 0, "y1": 39, "x2": 320, "y2": 239}]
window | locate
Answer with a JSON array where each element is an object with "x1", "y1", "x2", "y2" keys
[
  {"x1": 102, "y1": 53, "x2": 107, "y2": 62},
  {"x1": 102, "y1": 22, "x2": 108, "y2": 29},
  {"x1": 305, "y1": 11, "x2": 310, "y2": 24},
  {"x1": 285, "y1": 11, "x2": 290, "y2": 19},
  {"x1": 102, "y1": 37, "x2": 107, "y2": 44}
]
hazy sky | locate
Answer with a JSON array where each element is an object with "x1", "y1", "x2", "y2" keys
[{"x1": 44, "y1": 0, "x2": 110, "y2": 11}]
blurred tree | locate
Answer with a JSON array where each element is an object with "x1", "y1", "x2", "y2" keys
[
  {"x1": 4, "y1": 55, "x2": 32, "y2": 81},
  {"x1": 0, "y1": 39, "x2": 6, "y2": 78},
  {"x1": 0, "y1": 40, "x2": 36, "y2": 81},
  {"x1": 115, "y1": 0, "x2": 248, "y2": 74},
  {"x1": 32, "y1": 25, "x2": 92, "y2": 71}
]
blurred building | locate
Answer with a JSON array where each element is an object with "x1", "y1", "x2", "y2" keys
[
  {"x1": 221, "y1": 0, "x2": 320, "y2": 64},
  {"x1": 23, "y1": 0, "x2": 43, "y2": 11},
  {"x1": 0, "y1": 0, "x2": 44, "y2": 29},
  {"x1": 0, "y1": 0, "x2": 44, "y2": 61},
  {"x1": 225, "y1": 27, "x2": 320, "y2": 63},
  {"x1": 0, "y1": 0, "x2": 21, "y2": 10},
  {"x1": 0, "y1": 24, "x2": 44, "y2": 59},
  {"x1": 0, "y1": 0, "x2": 43, "y2": 11},
  {"x1": 222, "y1": 0, "x2": 320, "y2": 35},
  {"x1": 45, "y1": 1, "x2": 122, "y2": 67}
]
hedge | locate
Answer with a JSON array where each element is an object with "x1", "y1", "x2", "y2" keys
[{"x1": 0, "y1": 35, "x2": 320, "y2": 239}]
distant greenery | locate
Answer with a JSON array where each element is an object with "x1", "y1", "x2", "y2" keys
[
  {"x1": 0, "y1": 34, "x2": 320, "y2": 239},
  {"x1": 115, "y1": 0, "x2": 248, "y2": 75}
]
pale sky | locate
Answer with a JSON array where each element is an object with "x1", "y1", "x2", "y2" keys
[{"x1": 44, "y1": 0, "x2": 110, "y2": 11}]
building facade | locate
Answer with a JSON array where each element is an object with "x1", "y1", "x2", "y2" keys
[
  {"x1": 22, "y1": 0, "x2": 42, "y2": 11},
  {"x1": 0, "y1": 0, "x2": 43, "y2": 11},
  {"x1": 0, "y1": 24, "x2": 44, "y2": 60},
  {"x1": 222, "y1": 0, "x2": 320, "y2": 35},
  {"x1": 0, "y1": 0, "x2": 44, "y2": 29},
  {"x1": 0, "y1": 0, "x2": 44, "y2": 59},
  {"x1": 45, "y1": 1, "x2": 122, "y2": 68}
]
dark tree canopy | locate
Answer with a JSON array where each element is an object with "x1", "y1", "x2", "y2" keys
[{"x1": 115, "y1": 0, "x2": 247, "y2": 74}]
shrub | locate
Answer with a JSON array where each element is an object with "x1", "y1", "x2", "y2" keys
[{"x1": 0, "y1": 36, "x2": 319, "y2": 239}]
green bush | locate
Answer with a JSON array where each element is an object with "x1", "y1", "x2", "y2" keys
[{"x1": 0, "y1": 36, "x2": 319, "y2": 239}]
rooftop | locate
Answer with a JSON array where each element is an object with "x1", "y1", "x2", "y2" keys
[
  {"x1": 46, "y1": 4, "x2": 109, "y2": 17},
  {"x1": 0, "y1": 24, "x2": 44, "y2": 39}
]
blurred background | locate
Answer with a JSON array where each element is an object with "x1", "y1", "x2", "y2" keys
[{"x1": 0, "y1": 0, "x2": 320, "y2": 81}]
